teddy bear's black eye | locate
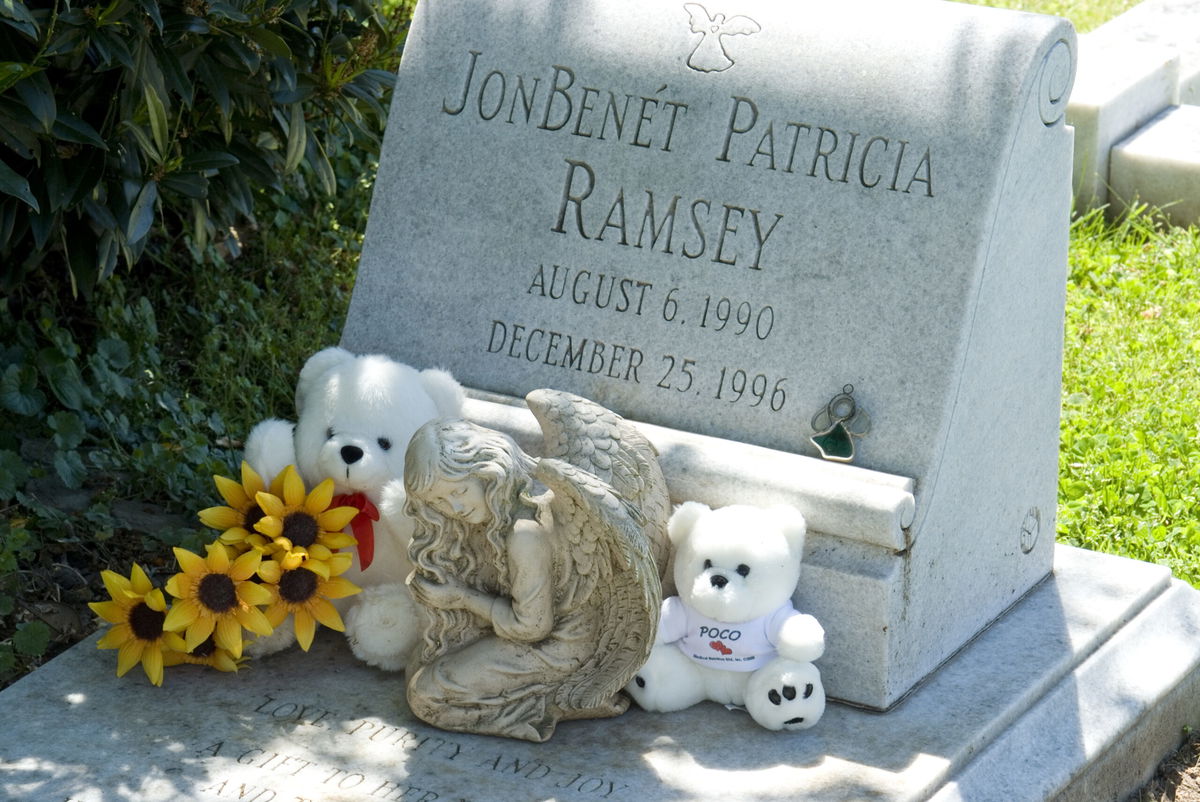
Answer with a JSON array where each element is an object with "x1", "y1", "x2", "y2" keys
[
  {"x1": 326, "y1": 427, "x2": 334, "y2": 440},
  {"x1": 703, "y1": 559, "x2": 712, "y2": 569},
  {"x1": 736, "y1": 564, "x2": 751, "y2": 577},
  {"x1": 378, "y1": 437, "x2": 392, "y2": 451}
]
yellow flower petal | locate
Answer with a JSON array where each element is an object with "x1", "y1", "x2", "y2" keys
[
  {"x1": 294, "y1": 610, "x2": 316, "y2": 651},
  {"x1": 321, "y1": 577, "x2": 362, "y2": 599},
  {"x1": 213, "y1": 652, "x2": 239, "y2": 672},
  {"x1": 116, "y1": 639, "x2": 145, "y2": 677},
  {"x1": 307, "y1": 543, "x2": 332, "y2": 562},
  {"x1": 216, "y1": 473, "x2": 251, "y2": 510},
  {"x1": 142, "y1": 645, "x2": 164, "y2": 687},
  {"x1": 100, "y1": 570, "x2": 132, "y2": 601},
  {"x1": 279, "y1": 550, "x2": 303, "y2": 570},
  {"x1": 218, "y1": 526, "x2": 251, "y2": 545},
  {"x1": 310, "y1": 598, "x2": 345, "y2": 632},
  {"x1": 237, "y1": 581, "x2": 273, "y2": 607},
  {"x1": 328, "y1": 553, "x2": 354, "y2": 575},
  {"x1": 163, "y1": 631, "x2": 187, "y2": 652},
  {"x1": 130, "y1": 564, "x2": 153, "y2": 596},
  {"x1": 256, "y1": 491, "x2": 285, "y2": 519},
  {"x1": 241, "y1": 461, "x2": 265, "y2": 498},
  {"x1": 282, "y1": 465, "x2": 305, "y2": 508},
  {"x1": 305, "y1": 559, "x2": 330, "y2": 580},
  {"x1": 318, "y1": 506, "x2": 358, "y2": 532},
  {"x1": 145, "y1": 589, "x2": 167, "y2": 612},
  {"x1": 164, "y1": 572, "x2": 192, "y2": 600},
  {"x1": 205, "y1": 541, "x2": 231, "y2": 573},
  {"x1": 163, "y1": 598, "x2": 201, "y2": 632},
  {"x1": 199, "y1": 505, "x2": 244, "y2": 531},
  {"x1": 173, "y1": 547, "x2": 207, "y2": 577},
  {"x1": 254, "y1": 515, "x2": 283, "y2": 538},
  {"x1": 305, "y1": 478, "x2": 335, "y2": 516},
  {"x1": 185, "y1": 615, "x2": 216, "y2": 652},
  {"x1": 230, "y1": 550, "x2": 262, "y2": 582},
  {"x1": 322, "y1": 532, "x2": 357, "y2": 550},
  {"x1": 235, "y1": 605, "x2": 274, "y2": 636},
  {"x1": 89, "y1": 601, "x2": 127, "y2": 624},
  {"x1": 97, "y1": 624, "x2": 131, "y2": 649},
  {"x1": 264, "y1": 601, "x2": 289, "y2": 628},
  {"x1": 258, "y1": 560, "x2": 282, "y2": 584},
  {"x1": 215, "y1": 617, "x2": 244, "y2": 658}
]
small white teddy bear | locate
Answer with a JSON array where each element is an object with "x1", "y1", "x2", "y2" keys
[
  {"x1": 626, "y1": 501, "x2": 827, "y2": 731},
  {"x1": 244, "y1": 347, "x2": 462, "y2": 669}
]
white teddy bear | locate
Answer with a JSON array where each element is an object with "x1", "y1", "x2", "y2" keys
[
  {"x1": 244, "y1": 346, "x2": 463, "y2": 669},
  {"x1": 626, "y1": 501, "x2": 827, "y2": 731}
]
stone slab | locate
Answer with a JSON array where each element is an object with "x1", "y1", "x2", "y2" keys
[
  {"x1": 342, "y1": 0, "x2": 1077, "y2": 710},
  {"x1": 5, "y1": 545, "x2": 1199, "y2": 802},
  {"x1": 1109, "y1": 104, "x2": 1200, "y2": 225},
  {"x1": 1088, "y1": 0, "x2": 1200, "y2": 106},
  {"x1": 1066, "y1": 36, "x2": 1178, "y2": 209}
]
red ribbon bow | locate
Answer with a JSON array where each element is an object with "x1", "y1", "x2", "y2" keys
[{"x1": 332, "y1": 493, "x2": 380, "y2": 571}]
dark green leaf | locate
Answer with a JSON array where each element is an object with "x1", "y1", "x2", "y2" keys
[
  {"x1": 144, "y1": 84, "x2": 168, "y2": 155},
  {"x1": 37, "y1": 348, "x2": 89, "y2": 410},
  {"x1": 15, "y1": 70, "x2": 55, "y2": 132},
  {"x1": 0, "y1": 362, "x2": 43, "y2": 415},
  {"x1": 0, "y1": 156, "x2": 38, "y2": 211},
  {"x1": 0, "y1": 450, "x2": 27, "y2": 499},
  {"x1": 160, "y1": 172, "x2": 207, "y2": 198},
  {"x1": 125, "y1": 180, "x2": 158, "y2": 244},
  {"x1": 133, "y1": 0, "x2": 162, "y2": 31},
  {"x1": 53, "y1": 448, "x2": 87, "y2": 488},
  {"x1": 13, "y1": 621, "x2": 50, "y2": 657},
  {"x1": 247, "y1": 27, "x2": 291, "y2": 59},
  {"x1": 0, "y1": 0, "x2": 36, "y2": 27},
  {"x1": 27, "y1": 206, "x2": 55, "y2": 250},
  {"x1": 208, "y1": 1, "x2": 250, "y2": 22},
  {"x1": 97, "y1": 337, "x2": 131, "y2": 369},
  {"x1": 0, "y1": 593, "x2": 14, "y2": 617},
  {"x1": 43, "y1": 150, "x2": 69, "y2": 212},
  {"x1": 180, "y1": 150, "x2": 239, "y2": 171},
  {"x1": 284, "y1": 102, "x2": 305, "y2": 173},
  {"x1": 0, "y1": 61, "x2": 27, "y2": 94},
  {"x1": 51, "y1": 112, "x2": 108, "y2": 150},
  {"x1": 48, "y1": 411, "x2": 86, "y2": 450}
]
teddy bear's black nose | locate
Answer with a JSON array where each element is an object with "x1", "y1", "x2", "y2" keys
[
  {"x1": 710, "y1": 574, "x2": 728, "y2": 589},
  {"x1": 341, "y1": 445, "x2": 364, "y2": 464}
]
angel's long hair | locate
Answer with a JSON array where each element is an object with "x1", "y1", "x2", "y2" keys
[{"x1": 404, "y1": 419, "x2": 536, "y2": 662}]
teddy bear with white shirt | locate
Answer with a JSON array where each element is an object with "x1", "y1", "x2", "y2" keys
[
  {"x1": 626, "y1": 501, "x2": 827, "y2": 731},
  {"x1": 244, "y1": 346, "x2": 463, "y2": 669}
]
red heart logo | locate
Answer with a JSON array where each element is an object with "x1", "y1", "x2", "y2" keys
[{"x1": 709, "y1": 640, "x2": 733, "y2": 656}]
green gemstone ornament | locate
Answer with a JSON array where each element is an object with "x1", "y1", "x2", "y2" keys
[{"x1": 809, "y1": 384, "x2": 870, "y2": 463}]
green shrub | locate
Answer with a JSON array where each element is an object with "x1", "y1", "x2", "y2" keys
[{"x1": 0, "y1": 0, "x2": 411, "y2": 296}]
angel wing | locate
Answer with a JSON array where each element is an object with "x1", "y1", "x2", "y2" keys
[
  {"x1": 526, "y1": 389, "x2": 671, "y2": 575},
  {"x1": 720, "y1": 15, "x2": 760, "y2": 37},
  {"x1": 534, "y1": 458, "x2": 661, "y2": 712},
  {"x1": 684, "y1": 2, "x2": 715, "y2": 34}
]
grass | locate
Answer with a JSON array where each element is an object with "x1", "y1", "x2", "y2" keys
[
  {"x1": 1060, "y1": 208, "x2": 1200, "y2": 585},
  {"x1": 956, "y1": 0, "x2": 1140, "y2": 31}
]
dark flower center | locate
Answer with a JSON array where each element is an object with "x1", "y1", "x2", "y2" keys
[
  {"x1": 278, "y1": 569, "x2": 319, "y2": 604},
  {"x1": 129, "y1": 601, "x2": 166, "y2": 641},
  {"x1": 282, "y1": 512, "x2": 319, "y2": 548},
  {"x1": 198, "y1": 573, "x2": 238, "y2": 613},
  {"x1": 242, "y1": 504, "x2": 266, "y2": 533},
  {"x1": 191, "y1": 636, "x2": 217, "y2": 658}
]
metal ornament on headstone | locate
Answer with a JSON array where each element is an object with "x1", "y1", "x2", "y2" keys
[{"x1": 343, "y1": 0, "x2": 1077, "y2": 710}]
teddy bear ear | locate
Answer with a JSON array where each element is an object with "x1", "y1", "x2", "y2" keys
[
  {"x1": 419, "y1": 368, "x2": 465, "y2": 417},
  {"x1": 295, "y1": 347, "x2": 356, "y2": 414},
  {"x1": 769, "y1": 504, "x2": 807, "y2": 554},
  {"x1": 667, "y1": 501, "x2": 711, "y2": 545}
]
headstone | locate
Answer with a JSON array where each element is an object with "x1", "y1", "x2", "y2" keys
[{"x1": 342, "y1": 0, "x2": 1076, "y2": 710}]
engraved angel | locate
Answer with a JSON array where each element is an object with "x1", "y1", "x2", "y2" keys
[
  {"x1": 683, "y1": 3, "x2": 761, "y2": 73},
  {"x1": 402, "y1": 390, "x2": 670, "y2": 742}
]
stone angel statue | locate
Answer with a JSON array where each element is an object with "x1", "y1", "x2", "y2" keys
[{"x1": 401, "y1": 390, "x2": 670, "y2": 742}]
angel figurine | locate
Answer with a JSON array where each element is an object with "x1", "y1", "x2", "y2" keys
[{"x1": 402, "y1": 390, "x2": 670, "y2": 742}]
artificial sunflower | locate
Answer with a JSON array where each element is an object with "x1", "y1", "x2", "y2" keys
[
  {"x1": 163, "y1": 635, "x2": 243, "y2": 673},
  {"x1": 88, "y1": 564, "x2": 186, "y2": 686},
  {"x1": 253, "y1": 465, "x2": 358, "y2": 578},
  {"x1": 163, "y1": 543, "x2": 274, "y2": 659},
  {"x1": 259, "y1": 556, "x2": 360, "y2": 651},
  {"x1": 198, "y1": 461, "x2": 282, "y2": 555}
]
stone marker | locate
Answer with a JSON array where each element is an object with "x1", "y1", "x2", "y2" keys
[
  {"x1": 1109, "y1": 104, "x2": 1200, "y2": 226},
  {"x1": 342, "y1": 0, "x2": 1076, "y2": 710},
  {"x1": 3, "y1": 546, "x2": 1199, "y2": 802}
]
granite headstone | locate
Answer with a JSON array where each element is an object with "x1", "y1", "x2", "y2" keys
[{"x1": 342, "y1": 0, "x2": 1077, "y2": 709}]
